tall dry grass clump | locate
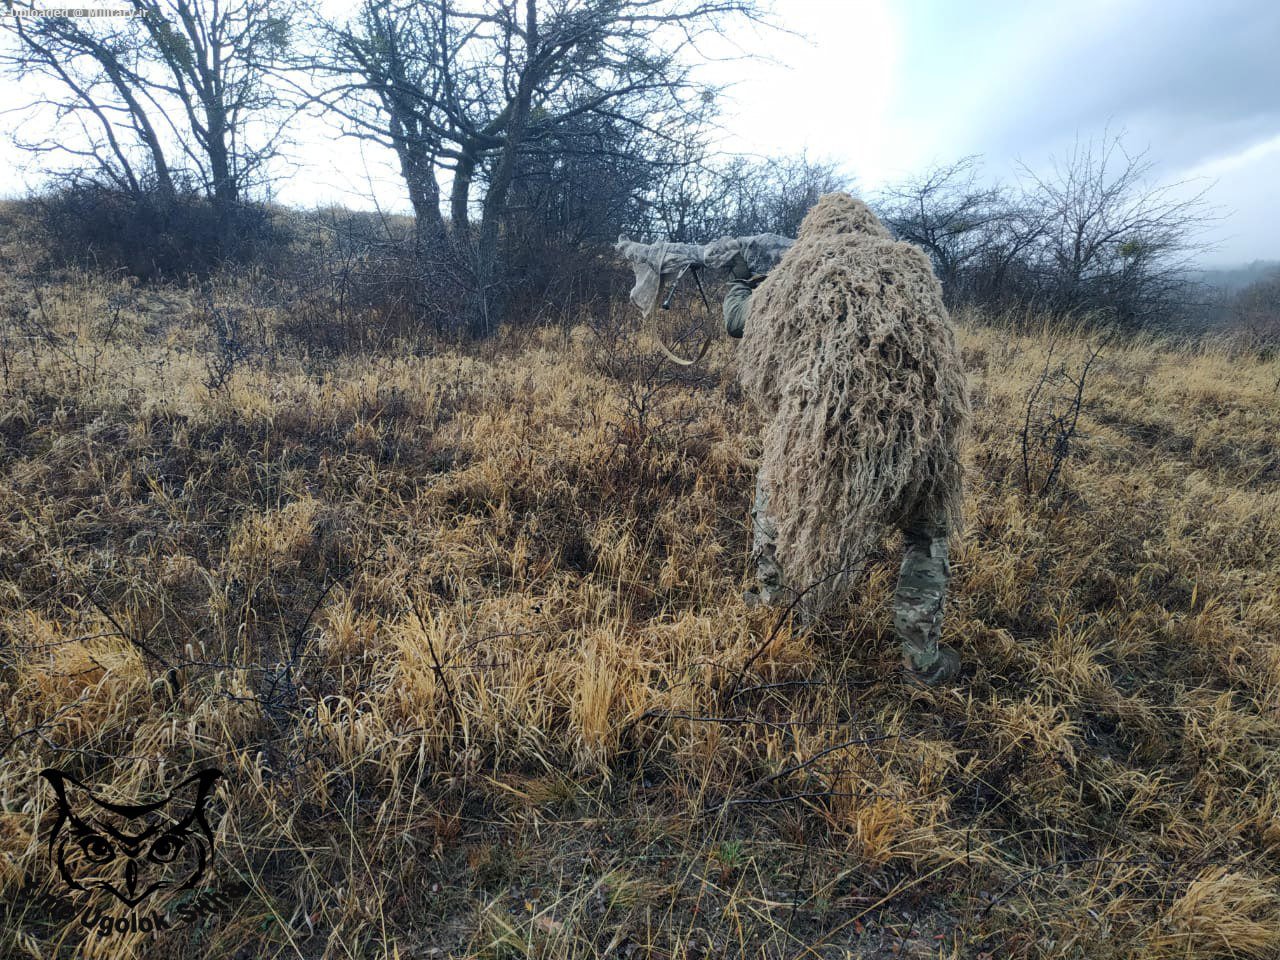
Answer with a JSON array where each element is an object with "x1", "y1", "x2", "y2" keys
[{"x1": 738, "y1": 193, "x2": 970, "y2": 617}]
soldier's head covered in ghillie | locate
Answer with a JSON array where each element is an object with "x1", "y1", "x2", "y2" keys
[{"x1": 725, "y1": 192, "x2": 971, "y2": 686}]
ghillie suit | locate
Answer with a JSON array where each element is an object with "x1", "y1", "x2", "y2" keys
[{"x1": 734, "y1": 193, "x2": 970, "y2": 675}]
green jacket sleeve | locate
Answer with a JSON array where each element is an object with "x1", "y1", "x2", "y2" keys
[{"x1": 723, "y1": 280, "x2": 753, "y2": 339}]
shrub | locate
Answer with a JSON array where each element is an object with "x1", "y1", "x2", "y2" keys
[{"x1": 30, "y1": 181, "x2": 289, "y2": 280}]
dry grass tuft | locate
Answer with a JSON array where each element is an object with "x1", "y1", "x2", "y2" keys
[{"x1": 1146, "y1": 868, "x2": 1280, "y2": 959}]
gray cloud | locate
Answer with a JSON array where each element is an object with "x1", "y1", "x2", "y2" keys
[
  {"x1": 949, "y1": 0, "x2": 1280, "y2": 170},
  {"x1": 891, "y1": 0, "x2": 1280, "y2": 262}
]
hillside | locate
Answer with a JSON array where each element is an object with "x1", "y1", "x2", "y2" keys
[
  {"x1": 1196, "y1": 261, "x2": 1280, "y2": 296},
  {"x1": 1, "y1": 263, "x2": 1279, "y2": 959}
]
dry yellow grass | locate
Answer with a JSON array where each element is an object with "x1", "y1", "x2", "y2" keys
[{"x1": 1, "y1": 245, "x2": 1278, "y2": 958}]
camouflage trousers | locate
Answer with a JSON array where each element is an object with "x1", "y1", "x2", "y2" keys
[{"x1": 750, "y1": 475, "x2": 952, "y2": 673}]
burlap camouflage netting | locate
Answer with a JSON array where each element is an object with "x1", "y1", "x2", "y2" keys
[
  {"x1": 736, "y1": 193, "x2": 971, "y2": 620},
  {"x1": 615, "y1": 233, "x2": 794, "y2": 315}
]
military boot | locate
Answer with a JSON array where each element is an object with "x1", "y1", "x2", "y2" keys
[{"x1": 903, "y1": 643, "x2": 961, "y2": 687}]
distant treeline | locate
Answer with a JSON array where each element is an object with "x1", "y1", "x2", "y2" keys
[{"x1": 1197, "y1": 261, "x2": 1280, "y2": 295}]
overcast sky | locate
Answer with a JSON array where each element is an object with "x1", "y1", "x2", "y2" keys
[
  {"x1": 708, "y1": 0, "x2": 1280, "y2": 267},
  {"x1": 4, "y1": 0, "x2": 1277, "y2": 265},
  {"x1": 287, "y1": 0, "x2": 1280, "y2": 266}
]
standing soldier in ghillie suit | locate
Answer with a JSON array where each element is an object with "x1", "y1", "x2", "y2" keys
[{"x1": 724, "y1": 192, "x2": 970, "y2": 686}]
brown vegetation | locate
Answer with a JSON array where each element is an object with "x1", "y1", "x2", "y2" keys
[{"x1": 1, "y1": 223, "x2": 1279, "y2": 958}]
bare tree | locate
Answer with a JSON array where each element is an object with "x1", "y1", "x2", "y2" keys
[
  {"x1": 306, "y1": 0, "x2": 767, "y2": 336},
  {"x1": 723, "y1": 153, "x2": 850, "y2": 237},
  {"x1": 302, "y1": 1, "x2": 450, "y2": 255},
  {"x1": 1020, "y1": 133, "x2": 1214, "y2": 329},
  {"x1": 500, "y1": 109, "x2": 692, "y2": 319},
  {"x1": 130, "y1": 0, "x2": 296, "y2": 217},
  {"x1": 2, "y1": 0, "x2": 297, "y2": 232},
  {"x1": 646, "y1": 150, "x2": 849, "y2": 243},
  {"x1": 643, "y1": 127, "x2": 734, "y2": 242},
  {"x1": 877, "y1": 156, "x2": 1042, "y2": 302},
  {"x1": 2, "y1": 7, "x2": 179, "y2": 199},
  {"x1": 877, "y1": 135, "x2": 1215, "y2": 330}
]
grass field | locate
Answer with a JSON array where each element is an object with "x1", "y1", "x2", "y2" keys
[{"x1": 1, "y1": 243, "x2": 1279, "y2": 958}]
